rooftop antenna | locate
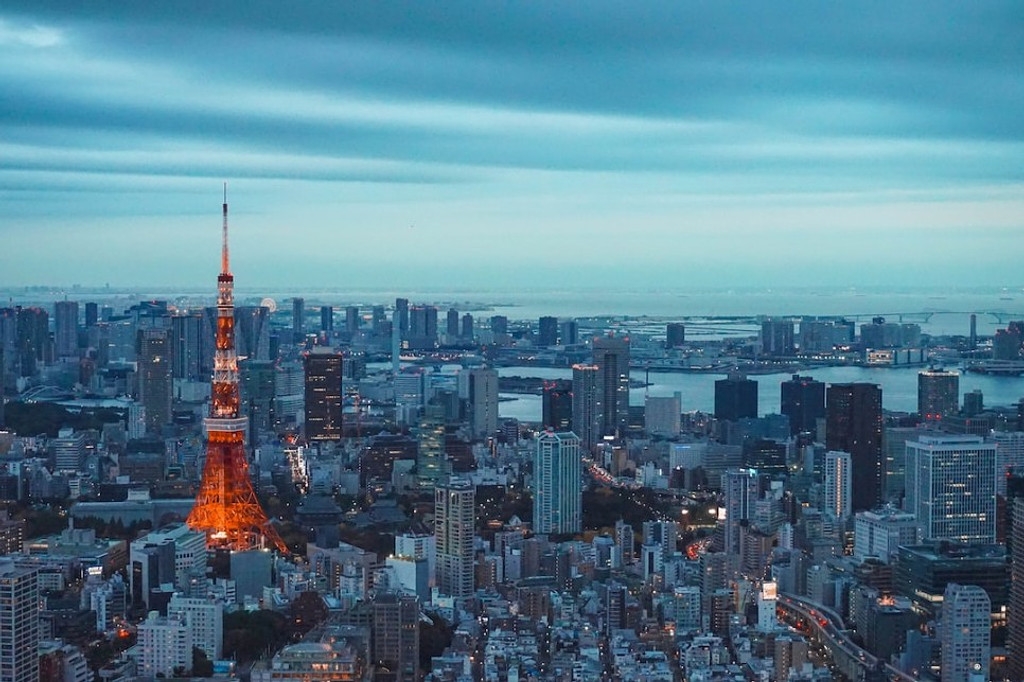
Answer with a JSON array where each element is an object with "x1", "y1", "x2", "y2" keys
[{"x1": 221, "y1": 182, "x2": 230, "y2": 275}]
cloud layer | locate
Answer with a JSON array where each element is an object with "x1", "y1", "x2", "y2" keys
[{"x1": 1, "y1": 2, "x2": 1022, "y2": 288}]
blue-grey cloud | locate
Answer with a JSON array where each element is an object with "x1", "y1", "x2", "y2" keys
[{"x1": 0, "y1": 2, "x2": 1022, "y2": 288}]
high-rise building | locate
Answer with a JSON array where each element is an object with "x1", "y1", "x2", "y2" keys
[
  {"x1": 460, "y1": 313, "x2": 473, "y2": 340},
  {"x1": 533, "y1": 432, "x2": 582, "y2": 535},
  {"x1": 963, "y1": 389, "x2": 984, "y2": 417},
  {"x1": 918, "y1": 369, "x2": 960, "y2": 421},
  {"x1": 571, "y1": 364, "x2": 600, "y2": 451},
  {"x1": 344, "y1": 306, "x2": 359, "y2": 336},
  {"x1": 853, "y1": 507, "x2": 919, "y2": 564},
  {"x1": 291, "y1": 297, "x2": 305, "y2": 342},
  {"x1": 781, "y1": 374, "x2": 825, "y2": 436},
  {"x1": 435, "y1": 478, "x2": 474, "y2": 598},
  {"x1": 592, "y1": 335, "x2": 630, "y2": 437},
  {"x1": 723, "y1": 468, "x2": 759, "y2": 556},
  {"x1": 137, "y1": 611, "x2": 190, "y2": 678},
  {"x1": 138, "y1": 328, "x2": 172, "y2": 436},
  {"x1": 320, "y1": 306, "x2": 333, "y2": 335},
  {"x1": 372, "y1": 592, "x2": 420, "y2": 682},
  {"x1": 714, "y1": 373, "x2": 758, "y2": 421},
  {"x1": 538, "y1": 316, "x2": 558, "y2": 346},
  {"x1": 53, "y1": 427, "x2": 86, "y2": 473},
  {"x1": 446, "y1": 308, "x2": 459, "y2": 338},
  {"x1": 0, "y1": 558, "x2": 39, "y2": 682},
  {"x1": 15, "y1": 306, "x2": 49, "y2": 376},
  {"x1": 395, "y1": 298, "x2": 409, "y2": 338},
  {"x1": 826, "y1": 383, "x2": 883, "y2": 512},
  {"x1": 666, "y1": 322, "x2": 685, "y2": 348},
  {"x1": 170, "y1": 313, "x2": 205, "y2": 382},
  {"x1": 54, "y1": 300, "x2": 79, "y2": 359},
  {"x1": 167, "y1": 594, "x2": 223, "y2": 660},
  {"x1": 304, "y1": 349, "x2": 344, "y2": 441},
  {"x1": 234, "y1": 306, "x2": 271, "y2": 363},
  {"x1": 463, "y1": 367, "x2": 498, "y2": 438},
  {"x1": 416, "y1": 403, "x2": 447, "y2": 487},
  {"x1": 1009, "y1": 500, "x2": 1024, "y2": 681},
  {"x1": 905, "y1": 434, "x2": 996, "y2": 544},
  {"x1": 645, "y1": 396, "x2": 681, "y2": 437},
  {"x1": 84, "y1": 302, "x2": 99, "y2": 328},
  {"x1": 490, "y1": 315, "x2": 508, "y2": 336},
  {"x1": 560, "y1": 319, "x2": 579, "y2": 346},
  {"x1": 760, "y1": 319, "x2": 794, "y2": 356},
  {"x1": 542, "y1": 379, "x2": 573, "y2": 432},
  {"x1": 941, "y1": 583, "x2": 990, "y2": 682},
  {"x1": 823, "y1": 451, "x2": 852, "y2": 521},
  {"x1": 407, "y1": 305, "x2": 438, "y2": 350}
]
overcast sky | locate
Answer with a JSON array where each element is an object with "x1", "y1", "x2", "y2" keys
[{"x1": 2, "y1": 2, "x2": 1022, "y2": 290}]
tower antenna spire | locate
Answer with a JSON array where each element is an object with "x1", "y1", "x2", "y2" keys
[{"x1": 221, "y1": 182, "x2": 229, "y2": 274}]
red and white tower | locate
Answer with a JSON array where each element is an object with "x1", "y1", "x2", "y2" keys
[{"x1": 186, "y1": 187, "x2": 286, "y2": 552}]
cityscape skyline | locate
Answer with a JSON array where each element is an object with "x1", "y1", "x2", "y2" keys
[{"x1": 2, "y1": 2, "x2": 1023, "y2": 288}]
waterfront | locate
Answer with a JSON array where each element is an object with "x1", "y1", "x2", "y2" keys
[{"x1": 497, "y1": 365, "x2": 1024, "y2": 423}]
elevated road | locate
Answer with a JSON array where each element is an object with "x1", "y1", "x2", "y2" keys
[{"x1": 777, "y1": 592, "x2": 917, "y2": 682}]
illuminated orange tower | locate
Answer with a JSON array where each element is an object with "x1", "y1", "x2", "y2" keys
[{"x1": 186, "y1": 187, "x2": 286, "y2": 552}]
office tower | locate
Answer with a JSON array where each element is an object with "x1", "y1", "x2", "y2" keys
[
  {"x1": 343, "y1": 306, "x2": 358, "y2": 336},
  {"x1": 408, "y1": 305, "x2": 438, "y2": 350},
  {"x1": 463, "y1": 367, "x2": 498, "y2": 438},
  {"x1": 239, "y1": 360, "x2": 276, "y2": 436},
  {"x1": 445, "y1": 308, "x2": 459, "y2": 337},
  {"x1": 823, "y1": 451, "x2": 852, "y2": 521},
  {"x1": 969, "y1": 314, "x2": 978, "y2": 350},
  {"x1": 319, "y1": 306, "x2": 333, "y2": 335},
  {"x1": 781, "y1": 374, "x2": 825, "y2": 436},
  {"x1": 137, "y1": 612, "x2": 190, "y2": 678},
  {"x1": 490, "y1": 315, "x2": 508, "y2": 336},
  {"x1": 0, "y1": 558, "x2": 39, "y2": 682},
  {"x1": 645, "y1": 395, "x2": 681, "y2": 437},
  {"x1": 53, "y1": 427, "x2": 86, "y2": 473},
  {"x1": 918, "y1": 369, "x2": 959, "y2": 421},
  {"x1": 963, "y1": 389, "x2": 984, "y2": 417},
  {"x1": 533, "y1": 432, "x2": 582, "y2": 535},
  {"x1": 460, "y1": 313, "x2": 473, "y2": 340},
  {"x1": 542, "y1": 380, "x2": 573, "y2": 431},
  {"x1": 538, "y1": 316, "x2": 558, "y2": 346},
  {"x1": 665, "y1": 322, "x2": 685, "y2": 348},
  {"x1": 1009, "y1": 501, "x2": 1024, "y2": 681},
  {"x1": 905, "y1": 435, "x2": 996, "y2": 544},
  {"x1": 571, "y1": 364, "x2": 600, "y2": 450},
  {"x1": 16, "y1": 306, "x2": 49, "y2": 375},
  {"x1": 234, "y1": 306, "x2": 271, "y2": 362},
  {"x1": 592, "y1": 334, "x2": 630, "y2": 436},
  {"x1": 138, "y1": 328, "x2": 172, "y2": 435},
  {"x1": 560, "y1": 319, "x2": 579, "y2": 346},
  {"x1": 186, "y1": 191, "x2": 285, "y2": 553},
  {"x1": 435, "y1": 478, "x2": 475, "y2": 597},
  {"x1": 54, "y1": 299, "x2": 79, "y2": 358},
  {"x1": 643, "y1": 519, "x2": 677, "y2": 563},
  {"x1": 170, "y1": 313, "x2": 205, "y2": 382},
  {"x1": 292, "y1": 297, "x2": 305, "y2": 342},
  {"x1": 853, "y1": 508, "x2": 919, "y2": 564},
  {"x1": 84, "y1": 302, "x2": 98, "y2": 328},
  {"x1": 714, "y1": 373, "x2": 758, "y2": 421},
  {"x1": 826, "y1": 383, "x2": 883, "y2": 512},
  {"x1": 941, "y1": 583, "x2": 990, "y2": 682},
  {"x1": 130, "y1": 524, "x2": 208, "y2": 603},
  {"x1": 372, "y1": 593, "x2": 420, "y2": 682},
  {"x1": 723, "y1": 468, "x2": 759, "y2": 556},
  {"x1": 760, "y1": 319, "x2": 794, "y2": 356},
  {"x1": 371, "y1": 305, "x2": 386, "y2": 332},
  {"x1": 167, "y1": 594, "x2": 223, "y2": 659},
  {"x1": 304, "y1": 349, "x2": 344, "y2": 441},
  {"x1": 395, "y1": 298, "x2": 409, "y2": 338}
]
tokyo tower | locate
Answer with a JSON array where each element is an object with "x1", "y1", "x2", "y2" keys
[{"x1": 186, "y1": 187, "x2": 286, "y2": 553}]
